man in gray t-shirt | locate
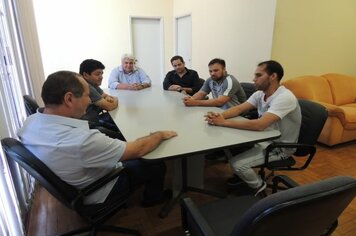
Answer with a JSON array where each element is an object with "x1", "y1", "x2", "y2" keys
[
  {"x1": 183, "y1": 58, "x2": 246, "y2": 110},
  {"x1": 79, "y1": 59, "x2": 119, "y2": 127},
  {"x1": 80, "y1": 59, "x2": 118, "y2": 114}
]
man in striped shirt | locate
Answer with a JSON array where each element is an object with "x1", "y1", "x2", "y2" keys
[{"x1": 183, "y1": 58, "x2": 246, "y2": 110}]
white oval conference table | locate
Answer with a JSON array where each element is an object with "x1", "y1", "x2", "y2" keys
[
  {"x1": 107, "y1": 85, "x2": 280, "y2": 217},
  {"x1": 108, "y1": 86, "x2": 280, "y2": 159}
]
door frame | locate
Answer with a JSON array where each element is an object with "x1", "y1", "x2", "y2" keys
[
  {"x1": 129, "y1": 16, "x2": 165, "y2": 83},
  {"x1": 175, "y1": 13, "x2": 192, "y2": 67}
]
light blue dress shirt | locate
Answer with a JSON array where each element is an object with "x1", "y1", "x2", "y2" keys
[
  {"x1": 108, "y1": 65, "x2": 151, "y2": 89},
  {"x1": 17, "y1": 112, "x2": 126, "y2": 204}
]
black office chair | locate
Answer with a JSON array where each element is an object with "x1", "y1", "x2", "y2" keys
[
  {"x1": 240, "y1": 82, "x2": 256, "y2": 99},
  {"x1": 258, "y1": 99, "x2": 328, "y2": 184},
  {"x1": 198, "y1": 78, "x2": 205, "y2": 86},
  {"x1": 240, "y1": 82, "x2": 258, "y2": 119},
  {"x1": 181, "y1": 175, "x2": 356, "y2": 236},
  {"x1": 197, "y1": 78, "x2": 209, "y2": 99},
  {"x1": 23, "y1": 94, "x2": 125, "y2": 141},
  {"x1": 1, "y1": 137, "x2": 140, "y2": 236},
  {"x1": 23, "y1": 95, "x2": 39, "y2": 116},
  {"x1": 84, "y1": 104, "x2": 126, "y2": 141},
  {"x1": 94, "y1": 126, "x2": 126, "y2": 140}
]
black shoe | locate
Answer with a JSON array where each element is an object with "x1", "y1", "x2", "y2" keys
[
  {"x1": 141, "y1": 189, "x2": 173, "y2": 208},
  {"x1": 226, "y1": 174, "x2": 246, "y2": 187}
]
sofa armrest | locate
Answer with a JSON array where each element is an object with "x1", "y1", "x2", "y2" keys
[{"x1": 312, "y1": 101, "x2": 347, "y2": 125}]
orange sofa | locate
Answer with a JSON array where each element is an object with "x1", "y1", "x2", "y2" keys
[{"x1": 282, "y1": 73, "x2": 356, "y2": 146}]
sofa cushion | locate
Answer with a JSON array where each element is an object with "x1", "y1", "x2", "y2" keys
[
  {"x1": 343, "y1": 103, "x2": 356, "y2": 108},
  {"x1": 282, "y1": 76, "x2": 333, "y2": 104},
  {"x1": 322, "y1": 73, "x2": 356, "y2": 106}
]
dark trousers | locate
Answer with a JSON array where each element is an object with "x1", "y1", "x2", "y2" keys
[
  {"x1": 108, "y1": 159, "x2": 166, "y2": 202},
  {"x1": 86, "y1": 111, "x2": 126, "y2": 141}
]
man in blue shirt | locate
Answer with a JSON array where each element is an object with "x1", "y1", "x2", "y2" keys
[
  {"x1": 18, "y1": 71, "x2": 177, "y2": 206},
  {"x1": 108, "y1": 53, "x2": 151, "y2": 90}
]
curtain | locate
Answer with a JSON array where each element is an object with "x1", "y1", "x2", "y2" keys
[{"x1": 0, "y1": 0, "x2": 43, "y2": 235}]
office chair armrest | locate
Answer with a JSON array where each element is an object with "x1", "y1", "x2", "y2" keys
[
  {"x1": 265, "y1": 142, "x2": 315, "y2": 155},
  {"x1": 181, "y1": 198, "x2": 216, "y2": 236},
  {"x1": 72, "y1": 166, "x2": 125, "y2": 206},
  {"x1": 265, "y1": 142, "x2": 316, "y2": 168},
  {"x1": 271, "y1": 175, "x2": 299, "y2": 193}
]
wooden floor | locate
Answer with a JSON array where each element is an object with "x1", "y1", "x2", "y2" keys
[{"x1": 27, "y1": 141, "x2": 356, "y2": 236}]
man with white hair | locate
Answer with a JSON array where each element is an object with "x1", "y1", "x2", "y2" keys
[{"x1": 108, "y1": 53, "x2": 151, "y2": 90}]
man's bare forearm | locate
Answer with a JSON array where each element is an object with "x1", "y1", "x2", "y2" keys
[{"x1": 131, "y1": 131, "x2": 177, "y2": 157}]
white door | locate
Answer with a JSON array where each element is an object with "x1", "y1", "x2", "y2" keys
[
  {"x1": 176, "y1": 14, "x2": 192, "y2": 68},
  {"x1": 130, "y1": 17, "x2": 164, "y2": 85}
]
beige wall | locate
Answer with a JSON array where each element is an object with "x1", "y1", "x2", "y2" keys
[
  {"x1": 174, "y1": 0, "x2": 276, "y2": 81},
  {"x1": 32, "y1": 0, "x2": 356, "y2": 87},
  {"x1": 272, "y1": 0, "x2": 356, "y2": 80},
  {"x1": 32, "y1": 0, "x2": 173, "y2": 87},
  {"x1": 33, "y1": 0, "x2": 276, "y2": 86}
]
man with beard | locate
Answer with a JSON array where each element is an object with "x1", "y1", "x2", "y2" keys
[
  {"x1": 183, "y1": 58, "x2": 246, "y2": 109},
  {"x1": 204, "y1": 60, "x2": 301, "y2": 196},
  {"x1": 163, "y1": 55, "x2": 203, "y2": 96}
]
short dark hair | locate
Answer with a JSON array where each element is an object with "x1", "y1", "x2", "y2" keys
[
  {"x1": 208, "y1": 58, "x2": 226, "y2": 68},
  {"x1": 170, "y1": 55, "x2": 184, "y2": 64},
  {"x1": 79, "y1": 59, "x2": 105, "y2": 75},
  {"x1": 258, "y1": 60, "x2": 284, "y2": 81},
  {"x1": 41, "y1": 71, "x2": 84, "y2": 105}
]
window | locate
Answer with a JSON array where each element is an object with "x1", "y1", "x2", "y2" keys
[{"x1": 0, "y1": 0, "x2": 36, "y2": 235}]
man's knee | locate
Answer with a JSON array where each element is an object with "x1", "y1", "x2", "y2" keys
[{"x1": 230, "y1": 160, "x2": 253, "y2": 173}]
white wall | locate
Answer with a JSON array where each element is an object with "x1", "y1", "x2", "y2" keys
[
  {"x1": 174, "y1": 0, "x2": 276, "y2": 82},
  {"x1": 32, "y1": 0, "x2": 173, "y2": 88},
  {"x1": 32, "y1": 0, "x2": 275, "y2": 87}
]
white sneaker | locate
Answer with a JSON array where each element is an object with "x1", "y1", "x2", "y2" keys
[{"x1": 254, "y1": 181, "x2": 267, "y2": 197}]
